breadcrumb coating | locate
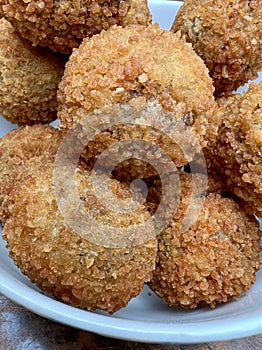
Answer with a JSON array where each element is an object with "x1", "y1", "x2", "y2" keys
[
  {"x1": 207, "y1": 82, "x2": 262, "y2": 217},
  {"x1": 58, "y1": 24, "x2": 215, "y2": 132},
  {"x1": 64, "y1": 98, "x2": 213, "y2": 184},
  {"x1": 1, "y1": 156, "x2": 157, "y2": 313},
  {"x1": 172, "y1": 0, "x2": 262, "y2": 96},
  {"x1": 0, "y1": 18, "x2": 66, "y2": 125},
  {"x1": 58, "y1": 24, "x2": 217, "y2": 172},
  {"x1": 121, "y1": 0, "x2": 151, "y2": 27},
  {"x1": 0, "y1": 2, "x2": 260, "y2": 315},
  {"x1": 0, "y1": 124, "x2": 62, "y2": 221},
  {"x1": 183, "y1": 157, "x2": 227, "y2": 196},
  {"x1": 149, "y1": 172, "x2": 261, "y2": 309},
  {"x1": 184, "y1": 153, "x2": 256, "y2": 217},
  {"x1": 0, "y1": 0, "x2": 151, "y2": 53}
]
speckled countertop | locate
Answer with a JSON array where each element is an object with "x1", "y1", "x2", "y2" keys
[{"x1": 0, "y1": 294, "x2": 261, "y2": 349}]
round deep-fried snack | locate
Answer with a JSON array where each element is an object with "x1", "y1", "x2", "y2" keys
[
  {"x1": 1, "y1": 156, "x2": 157, "y2": 313},
  {"x1": 58, "y1": 24, "x2": 215, "y2": 133},
  {"x1": 58, "y1": 24, "x2": 217, "y2": 170},
  {"x1": 184, "y1": 150, "x2": 255, "y2": 216},
  {"x1": 207, "y1": 82, "x2": 262, "y2": 217},
  {"x1": 0, "y1": 18, "x2": 66, "y2": 125},
  {"x1": 149, "y1": 172, "x2": 261, "y2": 309},
  {"x1": 172, "y1": 0, "x2": 262, "y2": 96},
  {"x1": 0, "y1": 124, "x2": 62, "y2": 218},
  {"x1": 0, "y1": 0, "x2": 151, "y2": 54}
]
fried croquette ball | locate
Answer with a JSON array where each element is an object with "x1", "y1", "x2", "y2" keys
[
  {"x1": 58, "y1": 24, "x2": 217, "y2": 169},
  {"x1": 0, "y1": 0, "x2": 151, "y2": 54},
  {"x1": 183, "y1": 157, "x2": 228, "y2": 196},
  {"x1": 0, "y1": 18, "x2": 66, "y2": 125},
  {"x1": 0, "y1": 125, "x2": 62, "y2": 222},
  {"x1": 58, "y1": 24, "x2": 215, "y2": 133},
  {"x1": 149, "y1": 172, "x2": 261, "y2": 309},
  {"x1": 1, "y1": 156, "x2": 157, "y2": 313},
  {"x1": 184, "y1": 153, "x2": 256, "y2": 216},
  {"x1": 172, "y1": 0, "x2": 262, "y2": 96},
  {"x1": 63, "y1": 98, "x2": 214, "y2": 182},
  {"x1": 206, "y1": 82, "x2": 262, "y2": 217}
]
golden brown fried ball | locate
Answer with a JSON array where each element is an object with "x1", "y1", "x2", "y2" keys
[
  {"x1": 183, "y1": 156, "x2": 228, "y2": 196},
  {"x1": 0, "y1": 0, "x2": 151, "y2": 54},
  {"x1": 184, "y1": 150, "x2": 255, "y2": 216},
  {"x1": 120, "y1": 0, "x2": 151, "y2": 28},
  {"x1": 58, "y1": 24, "x2": 215, "y2": 132},
  {"x1": 63, "y1": 99, "x2": 215, "y2": 182},
  {"x1": 206, "y1": 82, "x2": 262, "y2": 217},
  {"x1": 0, "y1": 18, "x2": 66, "y2": 125},
  {"x1": 1, "y1": 155, "x2": 157, "y2": 313},
  {"x1": 149, "y1": 172, "x2": 261, "y2": 309},
  {"x1": 0, "y1": 124, "x2": 62, "y2": 219},
  {"x1": 58, "y1": 24, "x2": 217, "y2": 170},
  {"x1": 172, "y1": 0, "x2": 262, "y2": 96}
]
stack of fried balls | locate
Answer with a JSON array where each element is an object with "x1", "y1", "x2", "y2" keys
[{"x1": 0, "y1": 0, "x2": 261, "y2": 313}]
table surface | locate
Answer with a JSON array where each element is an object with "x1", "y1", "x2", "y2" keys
[{"x1": 0, "y1": 293, "x2": 262, "y2": 350}]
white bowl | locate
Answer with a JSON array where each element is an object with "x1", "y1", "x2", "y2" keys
[{"x1": 0, "y1": 0, "x2": 262, "y2": 344}]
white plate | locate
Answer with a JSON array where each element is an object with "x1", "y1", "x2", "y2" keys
[{"x1": 0, "y1": 0, "x2": 262, "y2": 345}]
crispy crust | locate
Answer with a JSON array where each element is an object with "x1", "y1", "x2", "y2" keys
[
  {"x1": 58, "y1": 24, "x2": 217, "y2": 171},
  {"x1": 0, "y1": 18, "x2": 66, "y2": 125},
  {"x1": 0, "y1": 125, "x2": 62, "y2": 221},
  {"x1": 185, "y1": 150, "x2": 255, "y2": 216},
  {"x1": 172, "y1": 0, "x2": 262, "y2": 96},
  {"x1": 149, "y1": 172, "x2": 261, "y2": 309},
  {"x1": 58, "y1": 24, "x2": 215, "y2": 131},
  {"x1": 63, "y1": 98, "x2": 214, "y2": 183},
  {"x1": 207, "y1": 82, "x2": 262, "y2": 217},
  {"x1": 0, "y1": 0, "x2": 152, "y2": 53},
  {"x1": 121, "y1": 0, "x2": 151, "y2": 27},
  {"x1": 2, "y1": 156, "x2": 157, "y2": 313}
]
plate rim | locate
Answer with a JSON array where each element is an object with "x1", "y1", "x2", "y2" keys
[{"x1": 1, "y1": 248, "x2": 262, "y2": 344}]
